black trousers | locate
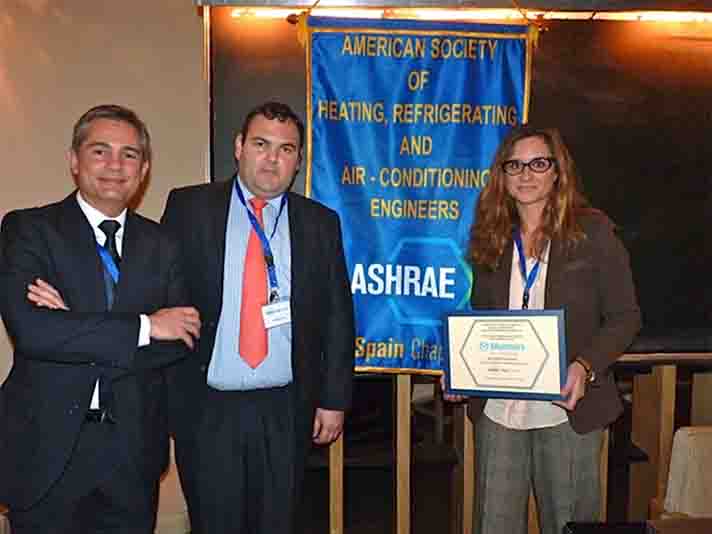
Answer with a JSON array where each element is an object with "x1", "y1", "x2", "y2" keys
[
  {"x1": 9, "y1": 420, "x2": 157, "y2": 534},
  {"x1": 185, "y1": 384, "x2": 301, "y2": 534}
]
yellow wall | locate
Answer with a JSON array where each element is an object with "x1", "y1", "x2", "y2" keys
[{"x1": 0, "y1": 1, "x2": 209, "y2": 381}]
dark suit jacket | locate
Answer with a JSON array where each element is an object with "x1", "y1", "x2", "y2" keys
[
  {"x1": 0, "y1": 193, "x2": 188, "y2": 510},
  {"x1": 160, "y1": 178, "x2": 355, "y2": 445},
  {"x1": 467, "y1": 212, "x2": 641, "y2": 434}
]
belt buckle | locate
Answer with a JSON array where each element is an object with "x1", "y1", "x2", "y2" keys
[{"x1": 85, "y1": 409, "x2": 108, "y2": 423}]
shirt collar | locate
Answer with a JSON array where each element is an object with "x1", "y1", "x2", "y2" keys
[
  {"x1": 76, "y1": 191, "x2": 127, "y2": 231},
  {"x1": 235, "y1": 175, "x2": 285, "y2": 211}
]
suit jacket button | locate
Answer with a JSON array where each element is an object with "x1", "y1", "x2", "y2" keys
[{"x1": 200, "y1": 364, "x2": 207, "y2": 372}]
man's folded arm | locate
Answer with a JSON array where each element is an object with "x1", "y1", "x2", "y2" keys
[
  {"x1": 0, "y1": 211, "x2": 137, "y2": 367},
  {"x1": 132, "y1": 247, "x2": 198, "y2": 371},
  {"x1": 2, "y1": 307, "x2": 141, "y2": 370}
]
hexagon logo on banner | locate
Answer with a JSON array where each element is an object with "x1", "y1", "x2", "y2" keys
[{"x1": 386, "y1": 237, "x2": 472, "y2": 327}]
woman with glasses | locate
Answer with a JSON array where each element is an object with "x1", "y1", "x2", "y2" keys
[{"x1": 462, "y1": 126, "x2": 641, "y2": 534}]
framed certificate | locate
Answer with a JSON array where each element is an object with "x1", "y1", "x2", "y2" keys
[{"x1": 444, "y1": 309, "x2": 567, "y2": 401}]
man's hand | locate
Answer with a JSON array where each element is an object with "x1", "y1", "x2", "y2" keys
[
  {"x1": 148, "y1": 307, "x2": 201, "y2": 349},
  {"x1": 553, "y1": 361, "x2": 587, "y2": 411},
  {"x1": 26, "y1": 278, "x2": 201, "y2": 349},
  {"x1": 27, "y1": 278, "x2": 69, "y2": 310},
  {"x1": 312, "y1": 408, "x2": 345, "y2": 445}
]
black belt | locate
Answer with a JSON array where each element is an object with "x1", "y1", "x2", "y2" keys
[{"x1": 84, "y1": 409, "x2": 114, "y2": 423}]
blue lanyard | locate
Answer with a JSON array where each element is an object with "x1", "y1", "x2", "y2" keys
[
  {"x1": 235, "y1": 179, "x2": 287, "y2": 302},
  {"x1": 513, "y1": 230, "x2": 540, "y2": 310},
  {"x1": 96, "y1": 244, "x2": 120, "y2": 284}
]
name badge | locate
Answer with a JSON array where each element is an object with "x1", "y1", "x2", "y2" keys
[{"x1": 262, "y1": 300, "x2": 291, "y2": 329}]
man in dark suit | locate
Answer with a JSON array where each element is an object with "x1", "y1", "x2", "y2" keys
[
  {"x1": 161, "y1": 101, "x2": 355, "y2": 534},
  {"x1": 0, "y1": 104, "x2": 201, "y2": 533}
]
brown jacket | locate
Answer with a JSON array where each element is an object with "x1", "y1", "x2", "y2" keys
[{"x1": 467, "y1": 211, "x2": 641, "y2": 434}]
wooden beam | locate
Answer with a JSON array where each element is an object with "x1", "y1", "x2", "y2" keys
[
  {"x1": 329, "y1": 433, "x2": 344, "y2": 534},
  {"x1": 395, "y1": 374, "x2": 412, "y2": 534},
  {"x1": 656, "y1": 365, "x2": 676, "y2": 512},
  {"x1": 691, "y1": 372, "x2": 712, "y2": 426},
  {"x1": 629, "y1": 364, "x2": 676, "y2": 520}
]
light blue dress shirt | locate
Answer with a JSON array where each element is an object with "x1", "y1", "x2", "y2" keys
[{"x1": 207, "y1": 177, "x2": 293, "y2": 391}]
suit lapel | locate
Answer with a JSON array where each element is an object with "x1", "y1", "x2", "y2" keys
[
  {"x1": 113, "y1": 211, "x2": 144, "y2": 310},
  {"x1": 478, "y1": 235, "x2": 567, "y2": 310},
  {"x1": 59, "y1": 194, "x2": 107, "y2": 311},
  {"x1": 210, "y1": 179, "x2": 234, "y2": 304},
  {"x1": 286, "y1": 192, "x2": 306, "y2": 301},
  {"x1": 495, "y1": 238, "x2": 567, "y2": 309},
  {"x1": 544, "y1": 237, "x2": 566, "y2": 309},
  {"x1": 491, "y1": 241, "x2": 514, "y2": 308}
]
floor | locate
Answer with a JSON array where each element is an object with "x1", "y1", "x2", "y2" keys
[
  {"x1": 297, "y1": 374, "x2": 654, "y2": 534},
  {"x1": 300, "y1": 411, "x2": 456, "y2": 534},
  {"x1": 156, "y1": 373, "x2": 676, "y2": 534}
]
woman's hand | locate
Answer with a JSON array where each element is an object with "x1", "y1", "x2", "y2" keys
[
  {"x1": 553, "y1": 360, "x2": 588, "y2": 411},
  {"x1": 440, "y1": 374, "x2": 467, "y2": 403}
]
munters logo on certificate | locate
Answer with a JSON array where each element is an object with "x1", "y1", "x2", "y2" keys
[{"x1": 444, "y1": 310, "x2": 567, "y2": 401}]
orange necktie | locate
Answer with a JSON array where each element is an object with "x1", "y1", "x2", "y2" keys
[{"x1": 239, "y1": 198, "x2": 268, "y2": 368}]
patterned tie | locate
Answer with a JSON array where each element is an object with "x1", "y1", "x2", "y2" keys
[{"x1": 239, "y1": 198, "x2": 268, "y2": 368}]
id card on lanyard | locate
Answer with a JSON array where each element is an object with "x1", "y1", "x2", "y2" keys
[{"x1": 235, "y1": 180, "x2": 291, "y2": 328}]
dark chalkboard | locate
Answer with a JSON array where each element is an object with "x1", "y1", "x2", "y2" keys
[{"x1": 211, "y1": 9, "x2": 712, "y2": 350}]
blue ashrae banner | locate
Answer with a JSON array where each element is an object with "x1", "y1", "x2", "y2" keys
[{"x1": 305, "y1": 16, "x2": 532, "y2": 373}]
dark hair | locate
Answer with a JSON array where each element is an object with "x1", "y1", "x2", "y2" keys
[
  {"x1": 240, "y1": 101, "x2": 304, "y2": 150},
  {"x1": 71, "y1": 104, "x2": 151, "y2": 162},
  {"x1": 468, "y1": 125, "x2": 590, "y2": 270}
]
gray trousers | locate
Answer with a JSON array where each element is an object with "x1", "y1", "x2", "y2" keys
[{"x1": 474, "y1": 414, "x2": 602, "y2": 534}]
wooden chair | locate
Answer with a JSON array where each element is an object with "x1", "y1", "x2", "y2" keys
[{"x1": 650, "y1": 426, "x2": 712, "y2": 519}]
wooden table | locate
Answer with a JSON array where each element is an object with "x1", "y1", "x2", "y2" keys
[{"x1": 648, "y1": 518, "x2": 712, "y2": 533}]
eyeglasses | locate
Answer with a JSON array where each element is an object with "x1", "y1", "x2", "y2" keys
[{"x1": 502, "y1": 157, "x2": 556, "y2": 176}]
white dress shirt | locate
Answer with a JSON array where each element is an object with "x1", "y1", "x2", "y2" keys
[
  {"x1": 76, "y1": 192, "x2": 151, "y2": 409},
  {"x1": 483, "y1": 241, "x2": 568, "y2": 430}
]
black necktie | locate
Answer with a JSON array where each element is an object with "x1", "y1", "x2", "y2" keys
[
  {"x1": 97, "y1": 220, "x2": 121, "y2": 423},
  {"x1": 99, "y1": 219, "x2": 122, "y2": 269},
  {"x1": 98, "y1": 220, "x2": 121, "y2": 310}
]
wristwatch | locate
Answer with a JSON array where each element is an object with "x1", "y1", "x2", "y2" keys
[{"x1": 574, "y1": 357, "x2": 596, "y2": 384}]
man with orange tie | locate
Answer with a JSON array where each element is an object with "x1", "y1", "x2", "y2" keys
[{"x1": 161, "y1": 101, "x2": 355, "y2": 534}]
